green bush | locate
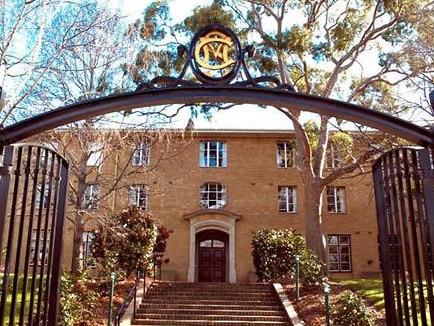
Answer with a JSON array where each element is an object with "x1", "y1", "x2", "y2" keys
[
  {"x1": 92, "y1": 207, "x2": 164, "y2": 277},
  {"x1": 251, "y1": 228, "x2": 324, "y2": 286},
  {"x1": 331, "y1": 290, "x2": 374, "y2": 326},
  {"x1": 59, "y1": 269, "x2": 99, "y2": 326}
]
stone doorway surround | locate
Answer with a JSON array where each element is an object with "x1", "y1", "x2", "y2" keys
[{"x1": 184, "y1": 210, "x2": 242, "y2": 283}]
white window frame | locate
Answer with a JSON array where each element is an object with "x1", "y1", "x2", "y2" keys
[
  {"x1": 200, "y1": 182, "x2": 227, "y2": 209},
  {"x1": 328, "y1": 235, "x2": 352, "y2": 272},
  {"x1": 278, "y1": 186, "x2": 297, "y2": 213},
  {"x1": 326, "y1": 143, "x2": 342, "y2": 168},
  {"x1": 81, "y1": 232, "x2": 96, "y2": 268},
  {"x1": 30, "y1": 229, "x2": 50, "y2": 266},
  {"x1": 131, "y1": 142, "x2": 150, "y2": 167},
  {"x1": 276, "y1": 141, "x2": 295, "y2": 168},
  {"x1": 83, "y1": 184, "x2": 99, "y2": 210},
  {"x1": 326, "y1": 186, "x2": 346, "y2": 213},
  {"x1": 87, "y1": 143, "x2": 103, "y2": 167},
  {"x1": 35, "y1": 183, "x2": 51, "y2": 209},
  {"x1": 199, "y1": 141, "x2": 227, "y2": 167},
  {"x1": 129, "y1": 184, "x2": 148, "y2": 210}
]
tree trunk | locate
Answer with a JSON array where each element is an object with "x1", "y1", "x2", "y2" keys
[
  {"x1": 71, "y1": 211, "x2": 85, "y2": 275},
  {"x1": 304, "y1": 180, "x2": 327, "y2": 269}
]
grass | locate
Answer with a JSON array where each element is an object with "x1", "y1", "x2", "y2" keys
[
  {"x1": 335, "y1": 278, "x2": 431, "y2": 325},
  {"x1": 335, "y1": 278, "x2": 385, "y2": 311},
  {"x1": 1, "y1": 274, "x2": 37, "y2": 324}
]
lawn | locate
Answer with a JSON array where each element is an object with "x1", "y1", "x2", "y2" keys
[{"x1": 336, "y1": 278, "x2": 385, "y2": 311}]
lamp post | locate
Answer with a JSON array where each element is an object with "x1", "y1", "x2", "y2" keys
[{"x1": 324, "y1": 283, "x2": 330, "y2": 326}]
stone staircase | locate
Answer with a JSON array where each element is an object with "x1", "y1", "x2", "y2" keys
[{"x1": 132, "y1": 282, "x2": 292, "y2": 325}]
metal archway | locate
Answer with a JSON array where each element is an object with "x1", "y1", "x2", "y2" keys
[{"x1": 0, "y1": 86, "x2": 433, "y2": 147}]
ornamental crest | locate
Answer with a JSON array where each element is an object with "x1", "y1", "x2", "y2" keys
[{"x1": 136, "y1": 24, "x2": 294, "y2": 90}]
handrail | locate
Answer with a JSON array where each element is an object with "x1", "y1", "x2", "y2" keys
[{"x1": 114, "y1": 278, "x2": 141, "y2": 326}]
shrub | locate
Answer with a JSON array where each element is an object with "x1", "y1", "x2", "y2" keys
[
  {"x1": 59, "y1": 269, "x2": 99, "y2": 326},
  {"x1": 331, "y1": 290, "x2": 374, "y2": 326},
  {"x1": 92, "y1": 207, "x2": 167, "y2": 277},
  {"x1": 251, "y1": 228, "x2": 324, "y2": 286}
]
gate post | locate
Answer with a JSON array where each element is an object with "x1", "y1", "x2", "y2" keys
[{"x1": 0, "y1": 146, "x2": 13, "y2": 265}]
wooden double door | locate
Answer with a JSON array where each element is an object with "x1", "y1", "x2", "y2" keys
[{"x1": 197, "y1": 230, "x2": 228, "y2": 282}]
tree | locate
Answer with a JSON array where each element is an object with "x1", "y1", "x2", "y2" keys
[
  {"x1": 92, "y1": 207, "x2": 168, "y2": 277},
  {"x1": 23, "y1": 0, "x2": 190, "y2": 274},
  {"x1": 127, "y1": 0, "x2": 433, "y2": 266},
  {"x1": 0, "y1": 0, "x2": 129, "y2": 125},
  {"x1": 40, "y1": 125, "x2": 189, "y2": 274}
]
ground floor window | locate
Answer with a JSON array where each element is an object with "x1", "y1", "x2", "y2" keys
[
  {"x1": 30, "y1": 229, "x2": 50, "y2": 266},
  {"x1": 328, "y1": 234, "x2": 352, "y2": 272},
  {"x1": 81, "y1": 231, "x2": 96, "y2": 268}
]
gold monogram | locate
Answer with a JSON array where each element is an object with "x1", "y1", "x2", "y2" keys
[{"x1": 194, "y1": 31, "x2": 235, "y2": 77}]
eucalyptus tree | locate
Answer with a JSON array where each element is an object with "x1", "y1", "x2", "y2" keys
[{"x1": 120, "y1": 0, "x2": 434, "y2": 265}]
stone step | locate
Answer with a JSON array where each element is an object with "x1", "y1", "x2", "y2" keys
[
  {"x1": 135, "y1": 313, "x2": 288, "y2": 322},
  {"x1": 139, "y1": 298, "x2": 280, "y2": 305},
  {"x1": 131, "y1": 282, "x2": 291, "y2": 325},
  {"x1": 138, "y1": 303, "x2": 283, "y2": 311},
  {"x1": 137, "y1": 307, "x2": 286, "y2": 316},
  {"x1": 132, "y1": 319, "x2": 290, "y2": 325}
]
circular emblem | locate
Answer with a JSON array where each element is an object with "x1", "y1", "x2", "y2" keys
[{"x1": 190, "y1": 25, "x2": 242, "y2": 85}]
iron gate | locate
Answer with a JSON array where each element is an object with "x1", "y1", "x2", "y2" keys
[
  {"x1": 0, "y1": 144, "x2": 68, "y2": 325},
  {"x1": 373, "y1": 147, "x2": 434, "y2": 325}
]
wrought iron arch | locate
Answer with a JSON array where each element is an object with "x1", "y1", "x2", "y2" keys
[
  {"x1": 0, "y1": 24, "x2": 433, "y2": 147},
  {"x1": 0, "y1": 87, "x2": 433, "y2": 147}
]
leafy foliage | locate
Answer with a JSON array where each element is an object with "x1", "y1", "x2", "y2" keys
[
  {"x1": 251, "y1": 228, "x2": 324, "y2": 286},
  {"x1": 92, "y1": 207, "x2": 167, "y2": 277},
  {"x1": 59, "y1": 269, "x2": 99, "y2": 326},
  {"x1": 330, "y1": 290, "x2": 374, "y2": 326}
]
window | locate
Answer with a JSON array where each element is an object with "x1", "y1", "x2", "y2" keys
[
  {"x1": 200, "y1": 182, "x2": 227, "y2": 209},
  {"x1": 87, "y1": 143, "x2": 103, "y2": 166},
  {"x1": 131, "y1": 142, "x2": 150, "y2": 166},
  {"x1": 276, "y1": 141, "x2": 295, "y2": 168},
  {"x1": 326, "y1": 186, "x2": 346, "y2": 213},
  {"x1": 278, "y1": 186, "x2": 297, "y2": 213},
  {"x1": 30, "y1": 229, "x2": 50, "y2": 266},
  {"x1": 83, "y1": 184, "x2": 99, "y2": 210},
  {"x1": 326, "y1": 143, "x2": 342, "y2": 168},
  {"x1": 199, "y1": 141, "x2": 227, "y2": 167},
  {"x1": 129, "y1": 184, "x2": 147, "y2": 210},
  {"x1": 81, "y1": 232, "x2": 96, "y2": 268},
  {"x1": 35, "y1": 183, "x2": 50, "y2": 209},
  {"x1": 328, "y1": 235, "x2": 352, "y2": 272}
]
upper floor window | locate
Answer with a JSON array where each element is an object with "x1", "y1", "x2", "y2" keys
[
  {"x1": 326, "y1": 143, "x2": 342, "y2": 168},
  {"x1": 276, "y1": 141, "x2": 296, "y2": 168},
  {"x1": 129, "y1": 184, "x2": 147, "y2": 210},
  {"x1": 278, "y1": 186, "x2": 297, "y2": 213},
  {"x1": 83, "y1": 183, "x2": 99, "y2": 210},
  {"x1": 199, "y1": 141, "x2": 227, "y2": 167},
  {"x1": 328, "y1": 235, "x2": 351, "y2": 272},
  {"x1": 326, "y1": 186, "x2": 346, "y2": 213},
  {"x1": 132, "y1": 142, "x2": 150, "y2": 166},
  {"x1": 200, "y1": 182, "x2": 227, "y2": 209},
  {"x1": 87, "y1": 143, "x2": 103, "y2": 167},
  {"x1": 81, "y1": 232, "x2": 96, "y2": 269}
]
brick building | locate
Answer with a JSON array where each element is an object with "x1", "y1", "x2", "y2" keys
[{"x1": 55, "y1": 126, "x2": 381, "y2": 284}]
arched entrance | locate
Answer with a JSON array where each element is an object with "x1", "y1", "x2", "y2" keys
[
  {"x1": 184, "y1": 209, "x2": 241, "y2": 283},
  {"x1": 196, "y1": 229, "x2": 228, "y2": 282}
]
